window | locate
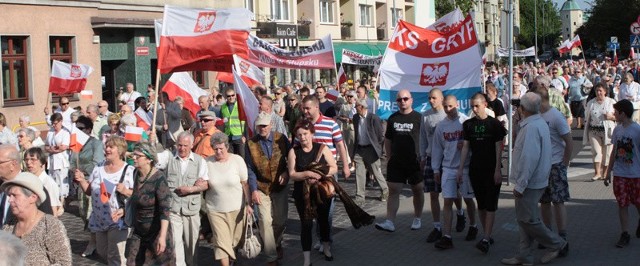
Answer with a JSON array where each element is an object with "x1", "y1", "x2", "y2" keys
[
  {"x1": 320, "y1": 0, "x2": 334, "y2": 23},
  {"x1": 192, "y1": 71, "x2": 206, "y2": 88},
  {"x1": 245, "y1": 0, "x2": 254, "y2": 13},
  {"x1": 1, "y1": 36, "x2": 29, "y2": 104},
  {"x1": 573, "y1": 22, "x2": 576, "y2": 25},
  {"x1": 50, "y1": 36, "x2": 77, "y2": 101},
  {"x1": 272, "y1": 0, "x2": 289, "y2": 21},
  {"x1": 391, "y1": 8, "x2": 402, "y2": 27},
  {"x1": 359, "y1": 4, "x2": 372, "y2": 26}
]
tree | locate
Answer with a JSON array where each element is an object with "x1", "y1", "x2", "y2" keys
[
  {"x1": 576, "y1": 0, "x2": 640, "y2": 55},
  {"x1": 517, "y1": 0, "x2": 562, "y2": 54},
  {"x1": 436, "y1": 0, "x2": 475, "y2": 18}
]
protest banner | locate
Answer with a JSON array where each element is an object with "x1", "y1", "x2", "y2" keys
[
  {"x1": 497, "y1": 46, "x2": 535, "y2": 57},
  {"x1": 247, "y1": 34, "x2": 335, "y2": 69},
  {"x1": 341, "y1": 49, "x2": 383, "y2": 67}
]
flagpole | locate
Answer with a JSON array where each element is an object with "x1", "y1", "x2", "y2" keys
[
  {"x1": 151, "y1": 68, "x2": 161, "y2": 144},
  {"x1": 580, "y1": 43, "x2": 586, "y2": 62}
]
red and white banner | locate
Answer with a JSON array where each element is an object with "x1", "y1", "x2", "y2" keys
[
  {"x1": 162, "y1": 72, "x2": 209, "y2": 117},
  {"x1": 217, "y1": 54, "x2": 265, "y2": 87},
  {"x1": 233, "y1": 65, "x2": 260, "y2": 136},
  {"x1": 134, "y1": 107, "x2": 152, "y2": 130},
  {"x1": 80, "y1": 90, "x2": 93, "y2": 100},
  {"x1": 70, "y1": 125, "x2": 90, "y2": 153},
  {"x1": 247, "y1": 34, "x2": 336, "y2": 69},
  {"x1": 341, "y1": 49, "x2": 383, "y2": 66},
  {"x1": 558, "y1": 35, "x2": 582, "y2": 54},
  {"x1": 48, "y1": 60, "x2": 94, "y2": 95},
  {"x1": 124, "y1": 126, "x2": 144, "y2": 142},
  {"x1": 154, "y1": 19, "x2": 162, "y2": 48},
  {"x1": 157, "y1": 5, "x2": 253, "y2": 74},
  {"x1": 326, "y1": 89, "x2": 341, "y2": 102},
  {"x1": 337, "y1": 64, "x2": 347, "y2": 87}
]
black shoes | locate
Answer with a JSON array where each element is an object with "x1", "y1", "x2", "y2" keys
[
  {"x1": 426, "y1": 228, "x2": 442, "y2": 243},
  {"x1": 616, "y1": 232, "x2": 631, "y2": 248},
  {"x1": 476, "y1": 239, "x2": 491, "y2": 254},
  {"x1": 435, "y1": 236, "x2": 454, "y2": 249},
  {"x1": 465, "y1": 226, "x2": 478, "y2": 241},
  {"x1": 456, "y1": 214, "x2": 466, "y2": 232}
]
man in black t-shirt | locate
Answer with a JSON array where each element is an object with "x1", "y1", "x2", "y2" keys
[
  {"x1": 375, "y1": 90, "x2": 424, "y2": 233},
  {"x1": 458, "y1": 93, "x2": 506, "y2": 254}
]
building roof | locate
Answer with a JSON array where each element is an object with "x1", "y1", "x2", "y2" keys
[{"x1": 560, "y1": 0, "x2": 582, "y2": 11}]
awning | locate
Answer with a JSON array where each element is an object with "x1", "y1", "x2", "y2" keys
[{"x1": 333, "y1": 41, "x2": 388, "y2": 63}]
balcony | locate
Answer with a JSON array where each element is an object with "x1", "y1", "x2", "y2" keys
[
  {"x1": 341, "y1": 22, "x2": 353, "y2": 40},
  {"x1": 377, "y1": 28, "x2": 385, "y2": 40}
]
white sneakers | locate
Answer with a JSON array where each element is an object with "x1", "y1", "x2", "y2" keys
[
  {"x1": 374, "y1": 219, "x2": 396, "y2": 232},
  {"x1": 411, "y1": 218, "x2": 422, "y2": 230}
]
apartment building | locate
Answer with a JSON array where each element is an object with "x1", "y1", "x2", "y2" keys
[{"x1": 471, "y1": 0, "x2": 521, "y2": 62}]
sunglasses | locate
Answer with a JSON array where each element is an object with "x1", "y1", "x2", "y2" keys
[
  {"x1": 61, "y1": 102, "x2": 69, "y2": 105},
  {"x1": 275, "y1": 92, "x2": 281, "y2": 95},
  {"x1": 396, "y1": 97, "x2": 411, "y2": 102},
  {"x1": 288, "y1": 99, "x2": 296, "y2": 101},
  {"x1": 200, "y1": 119, "x2": 214, "y2": 122},
  {"x1": 226, "y1": 94, "x2": 236, "y2": 97},
  {"x1": 76, "y1": 126, "x2": 86, "y2": 130},
  {"x1": 98, "y1": 105, "x2": 106, "y2": 108}
]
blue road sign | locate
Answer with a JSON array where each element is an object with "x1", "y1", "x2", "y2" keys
[
  {"x1": 607, "y1": 41, "x2": 620, "y2": 51},
  {"x1": 631, "y1": 35, "x2": 640, "y2": 48}
]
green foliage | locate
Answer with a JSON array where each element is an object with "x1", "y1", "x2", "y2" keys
[
  {"x1": 576, "y1": 0, "x2": 640, "y2": 54},
  {"x1": 436, "y1": 0, "x2": 476, "y2": 18},
  {"x1": 517, "y1": 0, "x2": 562, "y2": 53}
]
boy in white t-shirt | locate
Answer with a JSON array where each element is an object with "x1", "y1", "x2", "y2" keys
[
  {"x1": 431, "y1": 95, "x2": 478, "y2": 249},
  {"x1": 605, "y1": 99, "x2": 640, "y2": 248}
]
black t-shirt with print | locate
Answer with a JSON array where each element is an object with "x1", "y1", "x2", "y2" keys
[
  {"x1": 462, "y1": 116, "x2": 507, "y2": 170},
  {"x1": 385, "y1": 110, "x2": 422, "y2": 165}
]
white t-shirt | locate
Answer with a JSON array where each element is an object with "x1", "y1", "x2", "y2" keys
[
  {"x1": 46, "y1": 129, "x2": 70, "y2": 170},
  {"x1": 587, "y1": 98, "x2": 615, "y2": 127},
  {"x1": 88, "y1": 163, "x2": 135, "y2": 232},
  {"x1": 540, "y1": 108, "x2": 571, "y2": 164},
  {"x1": 611, "y1": 123, "x2": 640, "y2": 178},
  {"x1": 205, "y1": 154, "x2": 248, "y2": 213},
  {"x1": 46, "y1": 108, "x2": 75, "y2": 132},
  {"x1": 37, "y1": 171, "x2": 62, "y2": 207},
  {"x1": 119, "y1": 91, "x2": 142, "y2": 110}
]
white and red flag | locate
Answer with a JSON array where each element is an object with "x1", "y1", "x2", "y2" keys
[
  {"x1": 630, "y1": 48, "x2": 637, "y2": 60},
  {"x1": 124, "y1": 126, "x2": 144, "y2": 142},
  {"x1": 48, "y1": 60, "x2": 94, "y2": 95},
  {"x1": 162, "y1": 72, "x2": 209, "y2": 117},
  {"x1": 70, "y1": 125, "x2": 90, "y2": 153},
  {"x1": 217, "y1": 54, "x2": 265, "y2": 87},
  {"x1": 326, "y1": 89, "x2": 341, "y2": 102},
  {"x1": 80, "y1": 90, "x2": 93, "y2": 100},
  {"x1": 558, "y1": 35, "x2": 581, "y2": 54},
  {"x1": 134, "y1": 107, "x2": 152, "y2": 130},
  {"x1": 157, "y1": 5, "x2": 253, "y2": 74},
  {"x1": 337, "y1": 64, "x2": 347, "y2": 87},
  {"x1": 233, "y1": 65, "x2": 260, "y2": 137}
]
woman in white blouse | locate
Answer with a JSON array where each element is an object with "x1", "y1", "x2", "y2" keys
[
  {"x1": 205, "y1": 132, "x2": 252, "y2": 266},
  {"x1": 583, "y1": 83, "x2": 617, "y2": 181},
  {"x1": 44, "y1": 113, "x2": 70, "y2": 203}
]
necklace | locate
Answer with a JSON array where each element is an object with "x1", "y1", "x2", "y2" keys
[{"x1": 138, "y1": 167, "x2": 156, "y2": 186}]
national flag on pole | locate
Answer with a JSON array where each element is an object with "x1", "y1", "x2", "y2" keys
[
  {"x1": 233, "y1": 65, "x2": 259, "y2": 136},
  {"x1": 49, "y1": 60, "x2": 94, "y2": 95},
  {"x1": 337, "y1": 64, "x2": 347, "y2": 87},
  {"x1": 157, "y1": 5, "x2": 253, "y2": 74},
  {"x1": 217, "y1": 54, "x2": 265, "y2": 87},
  {"x1": 154, "y1": 19, "x2": 162, "y2": 48},
  {"x1": 613, "y1": 51, "x2": 619, "y2": 66},
  {"x1": 80, "y1": 90, "x2": 93, "y2": 100},
  {"x1": 326, "y1": 89, "x2": 341, "y2": 102},
  {"x1": 134, "y1": 107, "x2": 152, "y2": 130},
  {"x1": 162, "y1": 72, "x2": 209, "y2": 117},
  {"x1": 630, "y1": 48, "x2": 636, "y2": 60},
  {"x1": 70, "y1": 125, "x2": 90, "y2": 153},
  {"x1": 558, "y1": 35, "x2": 581, "y2": 54},
  {"x1": 124, "y1": 126, "x2": 144, "y2": 142}
]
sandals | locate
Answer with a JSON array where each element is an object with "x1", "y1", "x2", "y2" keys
[{"x1": 591, "y1": 176, "x2": 605, "y2": 181}]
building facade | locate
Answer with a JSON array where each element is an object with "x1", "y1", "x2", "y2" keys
[{"x1": 470, "y1": 0, "x2": 520, "y2": 62}]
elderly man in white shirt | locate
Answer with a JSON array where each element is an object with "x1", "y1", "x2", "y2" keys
[{"x1": 501, "y1": 92, "x2": 568, "y2": 265}]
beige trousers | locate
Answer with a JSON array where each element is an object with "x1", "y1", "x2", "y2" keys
[
  {"x1": 588, "y1": 130, "x2": 612, "y2": 166},
  {"x1": 208, "y1": 209, "x2": 244, "y2": 260},
  {"x1": 170, "y1": 212, "x2": 201, "y2": 266},
  {"x1": 256, "y1": 184, "x2": 290, "y2": 262}
]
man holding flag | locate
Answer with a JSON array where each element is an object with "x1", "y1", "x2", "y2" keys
[{"x1": 221, "y1": 88, "x2": 247, "y2": 158}]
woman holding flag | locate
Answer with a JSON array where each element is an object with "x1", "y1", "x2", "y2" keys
[{"x1": 74, "y1": 136, "x2": 135, "y2": 265}]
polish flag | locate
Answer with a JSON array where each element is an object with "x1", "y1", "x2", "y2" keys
[
  {"x1": 124, "y1": 126, "x2": 144, "y2": 142},
  {"x1": 337, "y1": 64, "x2": 347, "y2": 87},
  {"x1": 233, "y1": 65, "x2": 259, "y2": 136},
  {"x1": 569, "y1": 35, "x2": 582, "y2": 50},
  {"x1": 217, "y1": 55, "x2": 265, "y2": 87},
  {"x1": 134, "y1": 107, "x2": 152, "y2": 130},
  {"x1": 630, "y1": 48, "x2": 637, "y2": 60},
  {"x1": 70, "y1": 125, "x2": 90, "y2": 153},
  {"x1": 326, "y1": 89, "x2": 341, "y2": 102},
  {"x1": 162, "y1": 72, "x2": 208, "y2": 117},
  {"x1": 157, "y1": 5, "x2": 253, "y2": 74},
  {"x1": 80, "y1": 90, "x2": 93, "y2": 100},
  {"x1": 48, "y1": 60, "x2": 94, "y2": 95}
]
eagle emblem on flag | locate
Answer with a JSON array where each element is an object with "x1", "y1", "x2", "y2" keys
[
  {"x1": 239, "y1": 61, "x2": 250, "y2": 74},
  {"x1": 420, "y1": 63, "x2": 449, "y2": 86},
  {"x1": 194, "y1": 11, "x2": 216, "y2": 33},
  {"x1": 70, "y1": 65, "x2": 82, "y2": 78}
]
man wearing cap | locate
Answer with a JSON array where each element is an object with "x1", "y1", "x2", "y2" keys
[
  {"x1": 192, "y1": 111, "x2": 220, "y2": 158},
  {"x1": 604, "y1": 99, "x2": 640, "y2": 248},
  {"x1": 245, "y1": 112, "x2": 291, "y2": 265},
  {"x1": 0, "y1": 144, "x2": 55, "y2": 225},
  {"x1": 352, "y1": 98, "x2": 388, "y2": 206},
  {"x1": 221, "y1": 88, "x2": 247, "y2": 158},
  {"x1": 157, "y1": 132, "x2": 209, "y2": 266},
  {"x1": 259, "y1": 96, "x2": 289, "y2": 138}
]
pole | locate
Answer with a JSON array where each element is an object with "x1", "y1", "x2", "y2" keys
[
  {"x1": 150, "y1": 68, "x2": 161, "y2": 144},
  {"x1": 392, "y1": 0, "x2": 397, "y2": 27},
  {"x1": 534, "y1": 0, "x2": 538, "y2": 62},
  {"x1": 507, "y1": 0, "x2": 514, "y2": 185}
]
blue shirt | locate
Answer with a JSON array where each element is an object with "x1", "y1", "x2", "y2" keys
[
  {"x1": 510, "y1": 114, "x2": 552, "y2": 193},
  {"x1": 245, "y1": 133, "x2": 291, "y2": 192}
]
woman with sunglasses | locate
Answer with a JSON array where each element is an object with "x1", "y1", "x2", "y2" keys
[{"x1": 273, "y1": 87, "x2": 287, "y2": 117}]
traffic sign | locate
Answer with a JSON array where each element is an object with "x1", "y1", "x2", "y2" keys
[
  {"x1": 632, "y1": 35, "x2": 640, "y2": 48},
  {"x1": 611, "y1": 36, "x2": 618, "y2": 43},
  {"x1": 607, "y1": 41, "x2": 620, "y2": 51},
  {"x1": 631, "y1": 22, "x2": 640, "y2": 35}
]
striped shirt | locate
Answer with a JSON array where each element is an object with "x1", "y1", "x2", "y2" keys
[{"x1": 312, "y1": 115, "x2": 343, "y2": 159}]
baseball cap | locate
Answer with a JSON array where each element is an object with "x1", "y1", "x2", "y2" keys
[
  {"x1": 198, "y1": 111, "x2": 217, "y2": 119},
  {"x1": 1, "y1": 172, "x2": 47, "y2": 205},
  {"x1": 255, "y1": 112, "x2": 271, "y2": 126}
]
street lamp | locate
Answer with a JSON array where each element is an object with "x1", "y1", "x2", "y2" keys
[{"x1": 534, "y1": 0, "x2": 538, "y2": 61}]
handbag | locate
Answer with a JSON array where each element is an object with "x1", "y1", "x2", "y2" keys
[{"x1": 238, "y1": 212, "x2": 262, "y2": 259}]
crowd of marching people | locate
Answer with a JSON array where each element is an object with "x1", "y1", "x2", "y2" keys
[{"x1": 0, "y1": 56, "x2": 640, "y2": 265}]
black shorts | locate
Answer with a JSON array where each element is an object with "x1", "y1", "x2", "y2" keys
[
  {"x1": 387, "y1": 160, "x2": 422, "y2": 185},
  {"x1": 469, "y1": 168, "x2": 501, "y2": 212},
  {"x1": 570, "y1": 101, "x2": 584, "y2": 118}
]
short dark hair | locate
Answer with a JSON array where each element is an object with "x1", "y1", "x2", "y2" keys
[
  {"x1": 24, "y1": 147, "x2": 47, "y2": 166},
  {"x1": 76, "y1": 116, "x2": 94, "y2": 131},
  {"x1": 299, "y1": 87, "x2": 311, "y2": 95},
  {"x1": 614, "y1": 99, "x2": 634, "y2": 118},
  {"x1": 294, "y1": 119, "x2": 316, "y2": 135},
  {"x1": 50, "y1": 113, "x2": 63, "y2": 123}
]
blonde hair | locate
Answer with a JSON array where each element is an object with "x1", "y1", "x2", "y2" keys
[{"x1": 104, "y1": 136, "x2": 128, "y2": 160}]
